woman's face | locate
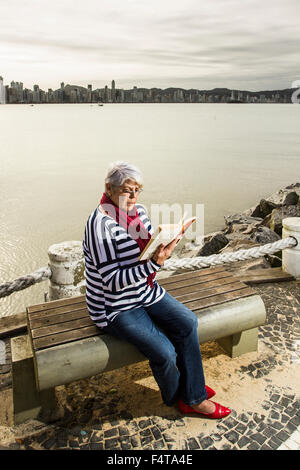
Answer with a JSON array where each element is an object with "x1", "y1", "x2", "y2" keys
[{"x1": 106, "y1": 179, "x2": 143, "y2": 212}]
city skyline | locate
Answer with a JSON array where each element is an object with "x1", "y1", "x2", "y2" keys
[
  {"x1": 1, "y1": 1, "x2": 300, "y2": 92},
  {"x1": 1, "y1": 76, "x2": 295, "y2": 105}
]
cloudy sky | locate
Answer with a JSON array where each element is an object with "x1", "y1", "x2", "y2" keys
[{"x1": 1, "y1": 0, "x2": 300, "y2": 91}]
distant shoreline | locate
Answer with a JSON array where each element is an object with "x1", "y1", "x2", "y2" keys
[{"x1": 0, "y1": 101, "x2": 296, "y2": 105}]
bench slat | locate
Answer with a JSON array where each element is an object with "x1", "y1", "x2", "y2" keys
[
  {"x1": 28, "y1": 302, "x2": 88, "y2": 322},
  {"x1": 175, "y1": 281, "x2": 249, "y2": 303},
  {"x1": 32, "y1": 325, "x2": 101, "y2": 350},
  {"x1": 160, "y1": 271, "x2": 232, "y2": 291},
  {"x1": 165, "y1": 275, "x2": 238, "y2": 296},
  {"x1": 31, "y1": 316, "x2": 94, "y2": 339},
  {"x1": 158, "y1": 266, "x2": 226, "y2": 285},
  {"x1": 27, "y1": 294, "x2": 85, "y2": 314},
  {"x1": 29, "y1": 307, "x2": 90, "y2": 330},
  {"x1": 191, "y1": 287, "x2": 255, "y2": 312}
]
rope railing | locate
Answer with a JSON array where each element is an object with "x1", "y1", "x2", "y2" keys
[
  {"x1": 0, "y1": 236, "x2": 298, "y2": 299},
  {"x1": 0, "y1": 266, "x2": 51, "y2": 299},
  {"x1": 163, "y1": 236, "x2": 298, "y2": 271}
]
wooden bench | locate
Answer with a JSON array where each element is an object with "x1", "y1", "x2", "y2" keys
[{"x1": 11, "y1": 266, "x2": 266, "y2": 424}]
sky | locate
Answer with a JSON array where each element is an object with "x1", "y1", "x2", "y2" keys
[{"x1": 1, "y1": 0, "x2": 300, "y2": 92}]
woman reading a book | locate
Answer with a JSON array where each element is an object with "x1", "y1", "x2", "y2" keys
[{"x1": 83, "y1": 161, "x2": 231, "y2": 419}]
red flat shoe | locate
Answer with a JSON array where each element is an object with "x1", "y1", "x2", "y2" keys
[
  {"x1": 178, "y1": 399, "x2": 231, "y2": 419},
  {"x1": 205, "y1": 385, "x2": 216, "y2": 399}
]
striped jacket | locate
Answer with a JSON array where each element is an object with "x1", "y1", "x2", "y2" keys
[{"x1": 82, "y1": 204, "x2": 165, "y2": 328}]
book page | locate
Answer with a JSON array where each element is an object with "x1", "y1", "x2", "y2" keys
[{"x1": 139, "y1": 217, "x2": 196, "y2": 261}]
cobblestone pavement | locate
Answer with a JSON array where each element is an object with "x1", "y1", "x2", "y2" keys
[{"x1": 0, "y1": 280, "x2": 299, "y2": 451}]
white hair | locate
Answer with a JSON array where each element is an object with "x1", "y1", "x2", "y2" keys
[{"x1": 105, "y1": 161, "x2": 143, "y2": 188}]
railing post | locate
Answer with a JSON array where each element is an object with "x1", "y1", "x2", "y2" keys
[
  {"x1": 47, "y1": 241, "x2": 85, "y2": 300},
  {"x1": 282, "y1": 217, "x2": 300, "y2": 280}
]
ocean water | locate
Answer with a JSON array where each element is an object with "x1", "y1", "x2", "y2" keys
[{"x1": 0, "y1": 102, "x2": 299, "y2": 317}]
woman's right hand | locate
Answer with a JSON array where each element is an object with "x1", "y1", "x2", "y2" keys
[{"x1": 151, "y1": 236, "x2": 181, "y2": 266}]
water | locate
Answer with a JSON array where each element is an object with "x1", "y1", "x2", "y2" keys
[{"x1": 0, "y1": 103, "x2": 299, "y2": 317}]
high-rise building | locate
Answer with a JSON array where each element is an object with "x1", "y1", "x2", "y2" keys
[
  {"x1": 87, "y1": 84, "x2": 92, "y2": 102},
  {"x1": 104, "y1": 85, "x2": 109, "y2": 103},
  {"x1": 0, "y1": 76, "x2": 5, "y2": 104},
  {"x1": 111, "y1": 80, "x2": 116, "y2": 102},
  {"x1": 33, "y1": 84, "x2": 40, "y2": 103},
  {"x1": 13, "y1": 82, "x2": 24, "y2": 102}
]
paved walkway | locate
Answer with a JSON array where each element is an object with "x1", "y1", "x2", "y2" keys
[{"x1": 0, "y1": 279, "x2": 299, "y2": 451}]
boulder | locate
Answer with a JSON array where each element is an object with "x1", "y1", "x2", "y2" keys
[
  {"x1": 262, "y1": 205, "x2": 300, "y2": 236},
  {"x1": 251, "y1": 198, "x2": 280, "y2": 219},
  {"x1": 249, "y1": 226, "x2": 281, "y2": 244},
  {"x1": 282, "y1": 191, "x2": 299, "y2": 206},
  {"x1": 197, "y1": 232, "x2": 229, "y2": 256}
]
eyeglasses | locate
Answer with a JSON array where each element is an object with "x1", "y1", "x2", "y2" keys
[{"x1": 119, "y1": 187, "x2": 143, "y2": 196}]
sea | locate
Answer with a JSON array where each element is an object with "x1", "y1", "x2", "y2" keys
[{"x1": 0, "y1": 102, "x2": 299, "y2": 317}]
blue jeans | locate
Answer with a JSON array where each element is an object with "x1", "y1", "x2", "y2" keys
[{"x1": 103, "y1": 291, "x2": 208, "y2": 406}]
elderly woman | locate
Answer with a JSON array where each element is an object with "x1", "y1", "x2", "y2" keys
[{"x1": 83, "y1": 161, "x2": 231, "y2": 419}]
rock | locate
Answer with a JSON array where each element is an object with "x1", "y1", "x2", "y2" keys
[
  {"x1": 224, "y1": 214, "x2": 263, "y2": 234},
  {"x1": 242, "y1": 183, "x2": 300, "y2": 219},
  {"x1": 251, "y1": 199, "x2": 280, "y2": 219},
  {"x1": 219, "y1": 238, "x2": 260, "y2": 254},
  {"x1": 227, "y1": 223, "x2": 250, "y2": 234},
  {"x1": 249, "y1": 226, "x2": 281, "y2": 244},
  {"x1": 261, "y1": 183, "x2": 300, "y2": 206},
  {"x1": 265, "y1": 254, "x2": 282, "y2": 268},
  {"x1": 225, "y1": 221, "x2": 262, "y2": 236},
  {"x1": 282, "y1": 191, "x2": 299, "y2": 206},
  {"x1": 197, "y1": 232, "x2": 229, "y2": 256},
  {"x1": 241, "y1": 206, "x2": 256, "y2": 217},
  {"x1": 179, "y1": 238, "x2": 203, "y2": 255},
  {"x1": 285, "y1": 182, "x2": 300, "y2": 189},
  {"x1": 262, "y1": 205, "x2": 300, "y2": 236},
  {"x1": 241, "y1": 222, "x2": 264, "y2": 235}
]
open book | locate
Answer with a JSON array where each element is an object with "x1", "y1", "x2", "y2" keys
[{"x1": 139, "y1": 214, "x2": 196, "y2": 261}]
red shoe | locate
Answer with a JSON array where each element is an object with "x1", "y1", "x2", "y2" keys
[
  {"x1": 178, "y1": 399, "x2": 231, "y2": 419},
  {"x1": 205, "y1": 385, "x2": 216, "y2": 399}
]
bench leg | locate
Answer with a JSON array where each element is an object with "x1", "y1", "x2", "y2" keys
[
  {"x1": 11, "y1": 335, "x2": 56, "y2": 424},
  {"x1": 216, "y1": 327, "x2": 259, "y2": 358}
]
